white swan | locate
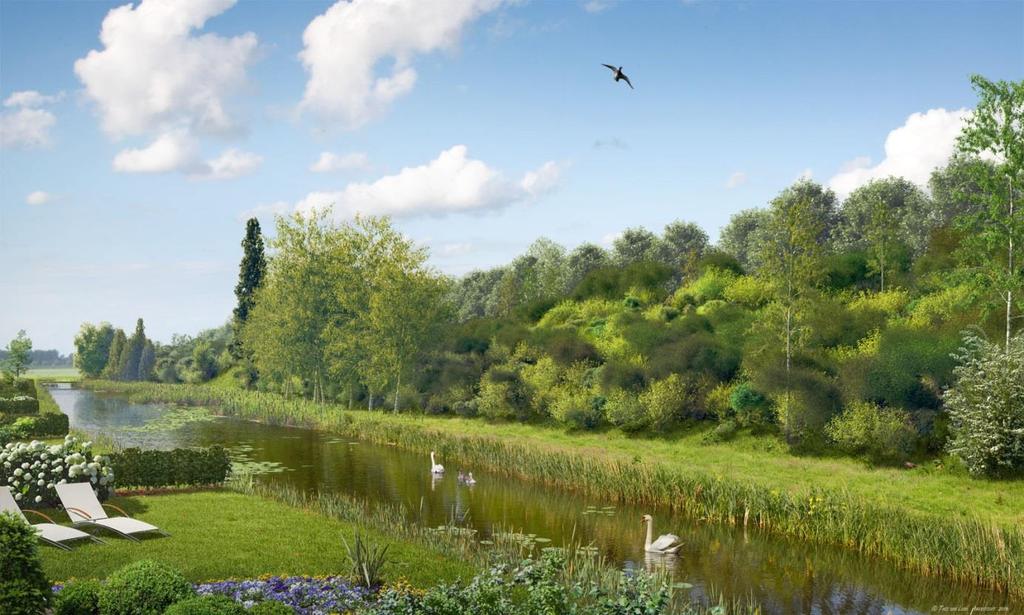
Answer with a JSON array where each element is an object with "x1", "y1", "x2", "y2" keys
[
  {"x1": 642, "y1": 514, "x2": 681, "y2": 554},
  {"x1": 430, "y1": 451, "x2": 445, "y2": 475},
  {"x1": 465, "y1": 472, "x2": 476, "y2": 486}
]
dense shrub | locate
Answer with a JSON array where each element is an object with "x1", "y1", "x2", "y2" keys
[
  {"x1": 728, "y1": 382, "x2": 772, "y2": 427},
  {"x1": 109, "y1": 446, "x2": 232, "y2": 489},
  {"x1": 572, "y1": 261, "x2": 674, "y2": 302},
  {"x1": 722, "y1": 275, "x2": 772, "y2": 308},
  {"x1": 640, "y1": 374, "x2": 690, "y2": 431},
  {"x1": 1, "y1": 412, "x2": 70, "y2": 441},
  {"x1": 826, "y1": 402, "x2": 916, "y2": 464},
  {"x1": 604, "y1": 388, "x2": 648, "y2": 432},
  {"x1": 98, "y1": 560, "x2": 195, "y2": 615},
  {"x1": 476, "y1": 368, "x2": 532, "y2": 421},
  {"x1": 945, "y1": 333, "x2": 1024, "y2": 478},
  {"x1": 54, "y1": 580, "x2": 102, "y2": 615},
  {"x1": 0, "y1": 512, "x2": 51, "y2": 615},
  {"x1": 0, "y1": 437, "x2": 113, "y2": 507},
  {"x1": 675, "y1": 267, "x2": 737, "y2": 306},
  {"x1": 164, "y1": 595, "x2": 245, "y2": 615}
]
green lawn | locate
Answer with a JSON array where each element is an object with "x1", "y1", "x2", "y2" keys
[
  {"x1": 39, "y1": 490, "x2": 474, "y2": 586},
  {"x1": 355, "y1": 412, "x2": 1024, "y2": 527},
  {"x1": 26, "y1": 367, "x2": 80, "y2": 381}
]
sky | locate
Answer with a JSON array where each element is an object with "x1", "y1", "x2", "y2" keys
[{"x1": 1, "y1": 0, "x2": 1022, "y2": 354}]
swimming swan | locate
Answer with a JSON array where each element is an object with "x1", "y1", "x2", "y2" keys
[
  {"x1": 430, "y1": 451, "x2": 445, "y2": 475},
  {"x1": 642, "y1": 514, "x2": 680, "y2": 554}
]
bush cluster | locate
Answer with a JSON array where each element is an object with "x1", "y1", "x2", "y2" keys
[
  {"x1": 0, "y1": 413, "x2": 70, "y2": 444},
  {"x1": 108, "y1": 446, "x2": 232, "y2": 489},
  {"x1": 98, "y1": 560, "x2": 195, "y2": 615},
  {"x1": 0, "y1": 512, "x2": 52, "y2": 615},
  {"x1": 0, "y1": 436, "x2": 113, "y2": 507}
]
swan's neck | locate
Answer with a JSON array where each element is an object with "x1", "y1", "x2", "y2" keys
[
  {"x1": 430, "y1": 452, "x2": 436, "y2": 466},
  {"x1": 645, "y1": 518, "x2": 653, "y2": 549}
]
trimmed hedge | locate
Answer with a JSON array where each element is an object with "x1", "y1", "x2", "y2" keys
[
  {"x1": 0, "y1": 413, "x2": 70, "y2": 442},
  {"x1": 0, "y1": 380, "x2": 38, "y2": 415},
  {"x1": 97, "y1": 560, "x2": 194, "y2": 615},
  {"x1": 109, "y1": 446, "x2": 232, "y2": 489}
]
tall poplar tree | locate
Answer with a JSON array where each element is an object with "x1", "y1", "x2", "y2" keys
[
  {"x1": 103, "y1": 329, "x2": 127, "y2": 379},
  {"x1": 121, "y1": 318, "x2": 147, "y2": 381},
  {"x1": 232, "y1": 218, "x2": 267, "y2": 357}
]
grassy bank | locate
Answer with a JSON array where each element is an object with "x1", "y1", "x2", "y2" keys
[
  {"x1": 39, "y1": 489, "x2": 474, "y2": 586},
  {"x1": 84, "y1": 380, "x2": 1023, "y2": 597}
]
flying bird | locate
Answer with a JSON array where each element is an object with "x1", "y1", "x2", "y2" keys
[{"x1": 602, "y1": 64, "x2": 633, "y2": 89}]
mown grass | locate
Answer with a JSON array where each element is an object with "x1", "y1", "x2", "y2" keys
[
  {"x1": 33, "y1": 379, "x2": 62, "y2": 415},
  {"x1": 26, "y1": 367, "x2": 80, "y2": 381},
  {"x1": 38, "y1": 490, "x2": 474, "y2": 587},
  {"x1": 83, "y1": 380, "x2": 1024, "y2": 598}
]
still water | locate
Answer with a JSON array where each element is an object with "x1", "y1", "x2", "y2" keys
[{"x1": 50, "y1": 387, "x2": 1016, "y2": 615}]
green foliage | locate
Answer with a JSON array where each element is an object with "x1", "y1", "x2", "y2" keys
[
  {"x1": 102, "y1": 329, "x2": 128, "y2": 380},
  {"x1": 164, "y1": 595, "x2": 246, "y2": 615},
  {"x1": 476, "y1": 368, "x2": 532, "y2": 421},
  {"x1": 572, "y1": 261, "x2": 674, "y2": 302},
  {"x1": 53, "y1": 580, "x2": 102, "y2": 615},
  {"x1": 674, "y1": 267, "x2": 737, "y2": 306},
  {"x1": 0, "y1": 512, "x2": 51, "y2": 615},
  {"x1": 640, "y1": 374, "x2": 689, "y2": 431},
  {"x1": 0, "y1": 393, "x2": 39, "y2": 415},
  {"x1": 728, "y1": 382, "x2": 773, "y2": 428},
  {"x1": 343, "y1": 532, "x2": 391, "y2": 589},
  {"x1": 722, "y1": 275, "x2": 772, "y2": 308},
  {"x1": 2, "y1": 331, "x2": 33, "y2": 380},
  {"x1": 108, "y1": 446, "x2": 232, "y2": 489},
  {"x1": 73, "y1": 322, "x2": 115, "y2": 378},
  {"x1": 604, "y1": 387, "x2": 647, "y2": 432},
  {"x1": 718, "y1": 208, "x2": 770, "y2": 272},
  {"x1": 945, "y1": 333, "x2": 1024, "y2": 477},
  {"x1": 233, "y1": 218, "x2": 268, "y2": 338},
  {"x1": 826, "y1": 402, "x2": 916, "y2": 464},
  {"x1": 97, "y1": 560, "x2": 195, "y2": 615},
  {"x1": 1, "y1": 412, "x2": 70, "y2": 440}
]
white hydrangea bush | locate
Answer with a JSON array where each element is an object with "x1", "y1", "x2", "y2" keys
[{"x1": 0, "y1": 435, "x2": 114, "y2": 507}]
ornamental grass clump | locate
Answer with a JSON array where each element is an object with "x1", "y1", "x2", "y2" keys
[{"x1": 0, "y1": 436, "x2": 113, "y2": 507}]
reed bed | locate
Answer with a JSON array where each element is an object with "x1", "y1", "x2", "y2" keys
[{"x1": 87, "y1": 380, "x2": 1022, "y2": 598}]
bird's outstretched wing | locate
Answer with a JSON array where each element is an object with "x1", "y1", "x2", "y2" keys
[
  {"x1": 602, "y1": 64, "x2": 617, "y2": 72},
  {"x1": 621, "y1": 74, "x2": 634, "y2": 89}
]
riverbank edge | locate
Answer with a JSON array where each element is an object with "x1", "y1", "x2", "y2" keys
[{"x1": 81, "y1": 380, "x2": 1022, "y2": 598}]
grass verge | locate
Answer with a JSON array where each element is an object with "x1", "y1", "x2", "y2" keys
[
  {"x1": 38, "y1": 489, "x2": 474, "y2": 587},
  {"x1": 82, "y1": 380, "x2": 1024, "y2": 598}
]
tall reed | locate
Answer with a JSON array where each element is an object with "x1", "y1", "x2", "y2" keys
[{"x1": 88, "y1": 380, "x2": 1022, "y2": 598}]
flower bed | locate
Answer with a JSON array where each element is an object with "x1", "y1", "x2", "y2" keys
[
  {"x1": 0, "y1": 436, "x2": 113, "y2": 507},
  {"x1": 196, "y1": 576, "x2": 371, "y2": 614}
]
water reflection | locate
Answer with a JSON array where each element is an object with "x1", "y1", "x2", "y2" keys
[{"x1": 51, "y1": 388, "x2": 1018, "y2": 615}]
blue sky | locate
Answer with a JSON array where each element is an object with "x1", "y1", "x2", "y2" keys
[{"x1": 1, "y1": 0, "x2": 1021, "y2": 353}]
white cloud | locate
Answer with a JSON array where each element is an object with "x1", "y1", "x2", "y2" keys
[
  {"x1": 310, "y1": 151, "x2": 370, "y2": 173},
  {"x1": 828, "y1": 108, "x2": 970, "y2": 197},
  {"x1": 725, "y1": 171, "x2": 748, "y2": 189},
  {"x1": 193, "y1": 148, "x2": 263, "y2": 180},
  {"x1": 0, "y1": 108, "x2": 56, "y2": 148},
  {"x1": 4, "y1": 90, "x2": 64, "y2": 108},
  {"x1": 74, "y1": 0, "x2": 258, "y2": 139},
  {"x1": 25, "y1": 191, "x2": 52, "y2": 206},
  {"x1": 295, "y1": 145, "x2": 561, "y2": 219},
  {"x1": 113, "y1": 131, "x2": 199, "y2": 173},
  {"x1": 299, "y1": 0, "x2": 505, "y2": 127},
  {"x1": 0, "y1": 90, "x2": 62, "y2": 148},
  {"x1": 112, "y1": 130, "x2": 260, "y2": 179}
]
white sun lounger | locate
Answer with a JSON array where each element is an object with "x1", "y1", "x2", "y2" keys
[
  {"x1": 55, "y1": 482, "x2": 168, "y2": 541},
  {"x1": 0, "y1": 486, "x2": 103, "y2": 551}
]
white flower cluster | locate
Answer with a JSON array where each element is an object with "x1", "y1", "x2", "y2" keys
[{"x1": 0, "y1": 435, "x2": 114, "y2": 507}]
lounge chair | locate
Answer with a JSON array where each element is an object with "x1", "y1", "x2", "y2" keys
[
  {"x1": 55, "y1": 482, "x2": 168, "y2": 541},
  {"x1": 0, "y1": 486, "x2": 104, "y2": 551}
]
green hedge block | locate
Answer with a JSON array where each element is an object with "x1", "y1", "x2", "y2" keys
[
  {"x1": 109, "y1": 446, "x2": 232, "y2": 489},
  {"x1": 0, "y1": 396, "x2": 39, "y2": 415}
]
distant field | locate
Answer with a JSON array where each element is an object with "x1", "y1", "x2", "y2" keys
[{"x1": 26, "y1": 367, "x2": 80, "y2": 380}]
